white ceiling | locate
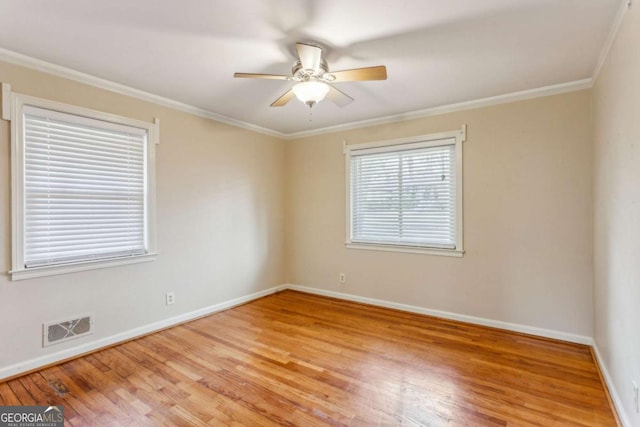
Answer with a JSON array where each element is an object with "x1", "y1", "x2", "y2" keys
[{"x1": 0, "y1": 0, "x2": 621, "y2": 135}]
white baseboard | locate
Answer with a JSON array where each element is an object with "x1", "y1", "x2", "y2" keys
[
  {"x1": 591, "y1": 341, "x2": 631, "y2": 427},
  {"x1": 0, "y1": 285, "x2": 283, "y2": 381},
  {"x1": 283, "y1": 284, "x2": 593, "y2": 345}
]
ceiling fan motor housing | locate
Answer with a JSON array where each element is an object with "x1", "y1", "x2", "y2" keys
[{"x1": 292, "y1": 59, "x2": 332, "y2": 81}]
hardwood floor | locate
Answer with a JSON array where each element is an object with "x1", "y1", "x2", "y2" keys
[{"x1": 0, "y1": 290, "x2": 617, "y2": 426}]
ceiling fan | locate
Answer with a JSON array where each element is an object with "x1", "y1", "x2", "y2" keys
[{"x1": 234, "y1": 42, "x2": 387, "y2": 108}]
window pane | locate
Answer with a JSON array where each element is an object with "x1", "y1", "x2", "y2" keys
[
  {"x1": 351, "y1": 143, "x2": 456, "y2": 249},
  {"x1": 23, "y1": 107, "x2": 147, "y2": 268}
]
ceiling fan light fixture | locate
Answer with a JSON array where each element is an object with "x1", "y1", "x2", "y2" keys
[{"x1": 292, "y1": 81, "x2": 330, "y2": 107}]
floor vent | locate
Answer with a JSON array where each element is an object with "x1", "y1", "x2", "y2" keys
[{"x1": 43, "y1": 315, "x2": 93, "y2": 347}]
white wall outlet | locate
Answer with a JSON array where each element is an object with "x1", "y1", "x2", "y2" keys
[
  {"x1": 339, "y1": 273, "x2": 346, "y2": 284},
  {"x1": 633, "y1": 381, "x2": 639, "y2": 413},
  {"x1": 166, "y1": 292, "x2": 175, "y2": 305}
]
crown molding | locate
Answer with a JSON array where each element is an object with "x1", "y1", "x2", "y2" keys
[
  {"x1": 284, "y1": 78, "x2": 593, "y2": 140},
  {"x1": 1, "y1": 47, "x2": 592, "y2": 141},
  {"x1": 592, "y1": 0, "x2": 632, "y2": 84},
  {"x1": 0, "y1": 47, "x2": 286, "y2": 139}
]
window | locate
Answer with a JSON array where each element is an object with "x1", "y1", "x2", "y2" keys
[
  {"x1": 10, "y1": 93, "x2": 157, "y2": 280},
  {"x1": 345, "y1": 128, "x2": 465, "y2": 256}
]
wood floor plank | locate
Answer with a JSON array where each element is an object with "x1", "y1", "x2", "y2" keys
[
  {"x1": 0, "y1": 290, "x2": 618, "y2": 426},
  {"x1": 6, "y1": 378, "x2": 33, "y2": 405}
]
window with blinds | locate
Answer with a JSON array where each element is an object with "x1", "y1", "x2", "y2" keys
[
  {"x1": 11, "y1": 94, "x2": 157, "y2": 280},
  {"x1": 22, "y1": 106, "x2": 147, "y2": 267},
  {"x1": 346, "y1": 132, "x2": 464, "y2": 255}
]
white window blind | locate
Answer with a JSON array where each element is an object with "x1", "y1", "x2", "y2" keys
[
  {"x1": 350, "y1": 140, "x2": 457, "y2": 249},
  {"x1": 22, "y1": 105, "x2": 148, "y2": 268}
]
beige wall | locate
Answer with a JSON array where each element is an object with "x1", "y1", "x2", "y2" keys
[
  {"x1": 593, "y1": 3, "x2": 640, "y2": 425},
  {"x1": 0, "y1": 61, "x2": 286, "y2": 371},
  {"x1": 286, "y1": 91, "x2": 594, "y2": 337}
]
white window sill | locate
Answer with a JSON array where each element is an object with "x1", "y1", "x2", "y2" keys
[
  {"x1": 9, "y1": 253, "x2": 158, "y2": 281},
  {"x1": 346, "y1": 243, "x2": 464, "y2": 257}
]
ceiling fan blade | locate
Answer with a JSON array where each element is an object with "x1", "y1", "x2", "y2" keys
[
  {"x1": 270, "y1": 89, "x2": 296, "y2": 107},
  {"x1": 234, "y1": 73, "x2": 291, "y2": 80},
  {"x1": 296, "y1": 42, "x2": 322, "y2": 73},
  {"x1": 326, "y1": 85, "x2": 354, "y2": 108},
  {"x1": 327, "y1": 66, "x2": 387, "y2": 82}
]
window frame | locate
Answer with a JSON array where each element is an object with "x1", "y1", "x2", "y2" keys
[
  {"x1": 344, "y1": 127, "x2": 465, "y2": 257},
  {"x1": 10, "y1": 93, "x2": 158, "y2": 280}
]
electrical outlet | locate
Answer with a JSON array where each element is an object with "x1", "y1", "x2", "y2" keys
[
  {"x1": 339, "y1": 273, "x2": 346, "y2": 284},
  {"x1": 633, "y1": 381, "x2": 639, "y2": 413},
  {"x1": 166, "y1": 292, "x2": 175, "y2": 306}
]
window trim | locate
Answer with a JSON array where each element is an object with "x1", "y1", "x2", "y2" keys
[
  {"x1": 344, "y1": 127, "x2": 466, "y2": 257},
  {"x1": 9, "y1": 93, "x2": 158, "y2": 280}
]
